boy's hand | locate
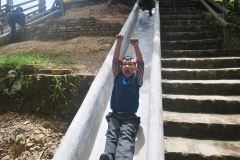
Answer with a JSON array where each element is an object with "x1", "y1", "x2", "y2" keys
[
  {"x1": 116, "y1": 34, "x2": 124, "y2": 43},
  {"x1": 130, "y1": 38, "x2": 139, "y2": 47}
]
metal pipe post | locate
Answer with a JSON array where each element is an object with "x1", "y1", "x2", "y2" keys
[
  {"x1": 38, "y1": 0, "x2": 46, "y2": 13},
  {"x1": 7, "y1": 0, "x2": 13, "y2": 6}
]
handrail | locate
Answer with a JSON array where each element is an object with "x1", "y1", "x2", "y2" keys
[
  {"x1": 1, "y1": 0, "x2": 46, "y2": 15},
  {"x1": 0, "y1": 9, "x2": 61, "y2": 45},
  {"x1": 0, "y1": 0, "x2": 46, "y2": 22},
  {"x1": 200, "y1": 0, "x2": 228, "y2": 27},
  {"x1": 14, "y1": 0, "x2": 37, "y2": 8},
  {"x1": 199, "y1": 0, "x2": 229, "y2": 45},
  {"x1": 25, "y1": 10, "x2": 51, "y2": 23},
  {"x1": 24, "y1": 2, "x2": 44, "y2": 12},
  {"x1": 146, "y1": 1, "x2": 164, "y2": 160},
  {"x1": 25, "y1": 7, "x2": 46, "y2": 17},
  {"x1": 1, "y1": 0, "x2": 37, "y2": 10},
  {"x1": 207, "y1": 0, "x2": 230, "y2": 15}
]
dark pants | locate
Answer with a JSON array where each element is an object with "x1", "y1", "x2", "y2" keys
[
  {"x1": 7, "y1": 12, "x2": 26, "y2": 44},
  {"x1": 104, "y1": 112, "x2": 141, "y2": 160},
  {"x1": 139, "y1": 0, "x2": 153, "y2": 15}
]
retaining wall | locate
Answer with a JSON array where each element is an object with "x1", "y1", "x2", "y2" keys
[
  {"x1": 0, "y1": 66, "x2": 95, "y2": 115},
  {"x1": 16, "y1": 17, "x2": 122, "y2": 41}
]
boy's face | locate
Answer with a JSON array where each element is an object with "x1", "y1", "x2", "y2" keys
[{"x1": 120, "y1": 59, "x2": 136, "y2": 78}]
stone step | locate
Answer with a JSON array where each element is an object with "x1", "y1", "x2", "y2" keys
[
  {"x1": 159, "y1": 1, "x2": 196, "y2": 4},
  {"x1": 160, "y1": 15, "x2": 203, "y2": 20},
  {"x1": 160, "y1": 10, "x2": 202, "y2": 15},
  {"x1": 162, "y1": 94, "x2": 240, "y2": 114},
  {"x1": 161, "y1": 57, "x2": 240, "y2": 69},
  {"x1": 162, "y1": 80, "x2": 240, "y2": 95},
  {"x1": 161, "y1": 20, "x2": 208, "y2": 26},
  {"x1": 159, "y1": 4, "x2": 199, "y2": 12},
  {"x1": 161, "y1": 39, "x2": 222, "y2": 50},
  {"x1": 161, "y1": 32, "x2": 218, "y2": 41},
  {"x1": 164, "y1": 137, "x2": 240, "y2": 159},
  {"x1": 161, "y1": 25, "x2": 214, "y2": 32},
  {"x1": 162, "y1": 68, "x2": 240, "y2": 80},
  {"x1": 161, "y1": 49, "x2": 240, "y2": 58},
  {"x1": 164, "y1": 111, "x2": 240, "y2": 140}
]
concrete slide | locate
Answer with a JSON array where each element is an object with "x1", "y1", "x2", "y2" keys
[
  {"x1": 53, "y1": 1, "x2": 163, "y2": 160},
  {"x1": 89, "y1": 7, "x2": 154, "y2": 160}
]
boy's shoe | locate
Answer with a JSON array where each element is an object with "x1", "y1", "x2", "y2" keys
[{"x1": 99, "y1": 153, "x2": 110, "y2": 160}]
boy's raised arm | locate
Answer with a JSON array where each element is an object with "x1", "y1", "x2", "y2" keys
[
  {"x1": 130, "y1": 38, "x2": 144, "y2": 85},
  {"x1": 130, "y1": 38, "x2": 143, "y2": 62},
  {"x1": 113, "y1": 34, "x2": 124, "y2": 60},
  {"x1": 112, "y1": 34, "x2": 123, "y2": 78}
]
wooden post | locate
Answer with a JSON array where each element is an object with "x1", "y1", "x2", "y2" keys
[
  {"x1": 38, "y1": 0, "x2": 46, "y2": 13},
  {"x1": 223, "y1": 0, "x2": 229, "y2": 46},
  {"x1": 60, "y1": 0, "x2": 65, "y2": 16}
]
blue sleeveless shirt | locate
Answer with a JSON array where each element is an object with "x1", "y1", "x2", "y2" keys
[{"x1": 110, "y1": 72, "x2": 142, "y2": 113}]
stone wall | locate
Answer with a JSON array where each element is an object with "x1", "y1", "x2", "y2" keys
[
  {"x1": 0, "y1": 66, "x2": 95, "y2": 115},
  {"x1": 16, "y1": 17, "x2": 122, "y2": 41}
]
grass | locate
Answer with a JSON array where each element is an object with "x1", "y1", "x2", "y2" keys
[
  {"x1": 54, "y1": 51, "x2": 60, "y2": 57},
  {"x1": 0, "y1": 53, "x2": 49, "y2": 71},
  {"x1": 59, "y1": 59, "x2": 73, "y2": 64}
]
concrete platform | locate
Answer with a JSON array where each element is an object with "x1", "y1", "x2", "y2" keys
[
  {"x1": 164, "y1": 111, "x2": 240, "y2": 140},
  {"x1": 162, "y1": 79, "x2": 240, "y2": 95},
  {"x1": 161, "y1": 57, "x2": 240, "y2": 69},
  {"x1": 162, "y1": 68, "x2": 240, "y2": 80},
  {"x1": 161, "y1": 49, "x2": 240, "y2": 58},
  {"x1": 162, "y1": 94, "x2": 240, "y2": 114}
]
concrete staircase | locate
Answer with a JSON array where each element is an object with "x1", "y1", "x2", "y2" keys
[{"x1": 159, "y1": 1, "x2": 240, "y2": 159}]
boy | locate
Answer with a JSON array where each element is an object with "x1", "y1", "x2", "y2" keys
[
  {"x1": 7, "y1": 7, "x2": 26, "y2": 44},
  {"x1": 99, "y1": 34, "x2": 144, "y2": 160}
]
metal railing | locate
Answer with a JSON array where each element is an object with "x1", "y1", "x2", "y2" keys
[
  {"x1": 199, "y1": 0, "x2": 230, "y2": 46},
  {"x1": 0, "y1": 0, "x2": 46, "y2": 21}
]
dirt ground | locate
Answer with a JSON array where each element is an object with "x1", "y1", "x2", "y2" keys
[
  {"x1": 0, "y1": 2, "x2": 132, "y2": 75},
  {"x1": 0, "y1": 37, "x2": 115, "y2": 74},
  {"x1": 0, "y1": 2, "x2": 131, "y2": 160}
]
